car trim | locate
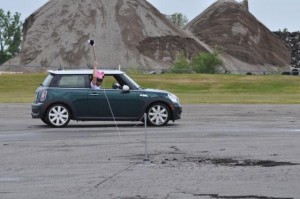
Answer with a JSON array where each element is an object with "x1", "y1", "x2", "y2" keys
[{"x1": 48, "y1": 69, "x2": 124, "y2": 75}]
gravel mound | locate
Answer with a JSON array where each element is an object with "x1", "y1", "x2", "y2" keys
[
  {"x1": 185, "y1": 0, "x2": 291, "y2": 73},
  {"x1": 3, "y1": 0, "x2": 208, "y2": 71},
  {"x1": 2, "y1": 0, "x2": 292, "y2": 74}
]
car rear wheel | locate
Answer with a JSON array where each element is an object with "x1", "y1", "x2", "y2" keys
[
  {"x1": 146, "y1": 103, "x2": 170, "y2": 126},
  {"x1": 46, "y1": 104, "x2": 70, "y2": 127}
]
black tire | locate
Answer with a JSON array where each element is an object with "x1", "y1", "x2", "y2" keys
[
  {"x1": 281, "y1": 71, "x2": 291, "y2": 75},
  {"x1": 41, "y1": 117, "x2": 49, "y2": 125},
  {"x1": 146, "y1": 103, "x2": 170, "y2": 126},
  {"x1": 291, "y1": 69, "x2": 299, "y2": 76},
  {"x1": 46, "y1": 104, "x2": 70, "y2": 128}
]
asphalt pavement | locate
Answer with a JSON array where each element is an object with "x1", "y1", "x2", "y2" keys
[{"x1": 0, "y1": 103, "x2": 300, "y2": 199}]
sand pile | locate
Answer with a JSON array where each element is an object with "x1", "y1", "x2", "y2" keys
[
  {"x1": 2, "y1": 0, "x2": 291, "y2": 73},
  {"x1": 4, "y1": 0, "x2": 208, "y2": 71},
  {"x1": 185, "y1": 0, "x2": 290, "y2": 73}
]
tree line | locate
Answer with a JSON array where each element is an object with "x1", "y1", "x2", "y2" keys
[{"x1": 0, "y1": 9, "x2": 22, "y2": 65}]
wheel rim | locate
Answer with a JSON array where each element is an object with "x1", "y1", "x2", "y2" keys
[
  {"x1": 148, "y1": 104, "x2": 169, "y2": 125},
  {"x1": 48, "y1": 105, "x2": 69, "y2": 126}
]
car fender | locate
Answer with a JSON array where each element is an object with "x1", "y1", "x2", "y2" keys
[
  {"x1": 43, "y1": 99, "x2": 78, "y2": 119},
  {"x1": 142, "y1": 97, "x2": 174, "y2": 114}
]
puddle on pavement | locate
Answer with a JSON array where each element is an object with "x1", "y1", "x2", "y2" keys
[
  {"x1": 183, "y1": 156, "x2": 299, "y2": 167},
  {"x1": 128, "y1": 152, "x2": 299, "y2": 168},
  {"x1": 189, "y1": 193, "x2": 293, "y2": 199}
]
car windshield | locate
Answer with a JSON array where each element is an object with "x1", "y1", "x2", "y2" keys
[
  {"x1": 41, "y1": 74, "x2": 54, "y2": 87},
  {"x1": 124, "y1": 74, "x2": 141, "y2": 89}
]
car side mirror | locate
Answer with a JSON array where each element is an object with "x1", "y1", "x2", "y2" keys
[
  {"x1": 122, "y1": 85, "x2": 130, "y2": 92},
  {"x1": 112, "y1": 83, "x2": 121, "y2": 89}
]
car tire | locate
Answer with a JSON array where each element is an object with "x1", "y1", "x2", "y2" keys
[
  {"x1": 41, "y1": 117, "x2": 49, "y2": 125},
  {"x1": 146, "y1": 103, "x2": 170, "y2": 126},
  {"x1": 46, "y1": 104, "x2": 71, "y2": 128}
]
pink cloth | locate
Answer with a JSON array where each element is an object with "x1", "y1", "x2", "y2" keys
[{"x1": 96, "y1": 71, "x2": 104, "y2": 79}]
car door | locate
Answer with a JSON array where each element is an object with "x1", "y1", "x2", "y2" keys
[
  {"x1": 88, "y1": 88, "x2": 144, "y2": 119},
  {"x1": 55, "y1": 74, "x2": 89, "y2": 117},
  {"x1": 87, "y1": 89, "x2": 111, "y2": 118}
]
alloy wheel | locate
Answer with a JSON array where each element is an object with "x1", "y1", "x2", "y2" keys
[
  {"x1": 147, "y1": 103, "x2": 170, "y2": 126},
  {"x1": 47, "y1": 104, "x2": 70, "y2": 127}
]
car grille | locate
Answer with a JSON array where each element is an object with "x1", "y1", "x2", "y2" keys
[{"x1": 32, "y1": 108, "x2": 39, "y2": 114}]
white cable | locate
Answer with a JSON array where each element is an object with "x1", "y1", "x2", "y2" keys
[
  {"x1": 98, "y1": 6, "x2": 142, "y2": 141},
  {"x1": 131, "y1": 114, "x2": 147, "y2": 128},
  {"x1": 103, "y1": 88, "x2": 125, "y2": 142},
  {"x1": 105, "y1": 7, "x2": 124, "y2": 141}
]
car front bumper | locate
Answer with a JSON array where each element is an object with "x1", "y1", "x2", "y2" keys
[
  {"x1": 31, "y1": 102, "x2": 46, "y2": 118},
  {"x1": 171, "y1": 104, "x2": 182, "y2": 121}
]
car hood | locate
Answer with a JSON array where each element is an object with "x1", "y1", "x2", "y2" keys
[{"x1": 142, "y1": 88, "x2": 169, "y2": 94}]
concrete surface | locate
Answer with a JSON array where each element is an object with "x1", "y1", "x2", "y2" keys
[{"x1": 0, "y1": 103, "x2": 299, "y2": 199}]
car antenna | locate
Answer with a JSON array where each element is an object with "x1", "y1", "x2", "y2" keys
[{"x1": 57, "y1": 56, "x2": 63, "y2": 70}]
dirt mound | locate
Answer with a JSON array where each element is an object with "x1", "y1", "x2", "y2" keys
[
  {"x1": 3, "y1": 0, "x2": 207, "y2": 71},
  {"x1": 185, "y1": 0, "x2": 291, "y2": 73},
  {"x1": 3, "y1": 0, "x2": 291, "y2": 74},
  {"x1": 137, "y1": 36, "x2": 208, "y2": 64}
]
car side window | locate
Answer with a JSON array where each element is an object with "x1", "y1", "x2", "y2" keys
[
  {"x1": 99, "y1": 75, "x2": 126, "y2": 89},
  {"x1": 57, "y1": 75, "x2": 86, "y2": 88}
]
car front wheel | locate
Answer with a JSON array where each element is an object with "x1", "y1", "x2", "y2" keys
[
  {"x1": 46, "y1": 104, "x2": 70, "y2": 127},
  {"x1": 41, "y1": 117, "x2": 49, "y2": 125},
  {"x1": 146, "y1": 103, "x2": 170, "y2": 126}
]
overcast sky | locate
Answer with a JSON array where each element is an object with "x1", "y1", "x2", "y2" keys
[{"x1": 0, "y1": 0, "x2": 299, "y2": 32}]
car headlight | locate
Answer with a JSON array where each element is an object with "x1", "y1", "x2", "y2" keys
[
  {"x1": 168, "y1": 93, "x2": 179, "y2": 104},
  {"x1": 40, "y1": 90, "x2": 48, "y2": 102}
]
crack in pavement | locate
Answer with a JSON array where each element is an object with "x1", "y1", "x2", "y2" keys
[
  {"x1": 78, "y1": 164, "x2": 134, "y2": 197},
  {"x1": 94, "y1": 165, "x2": 133, "y2": 188},
  {"x1": 193, "y1": 193, "x2": 293, "y2": 199}
]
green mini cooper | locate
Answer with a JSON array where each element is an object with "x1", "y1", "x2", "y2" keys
[{"x1": 31, "y1": 69, "x2": 182, "y2": 127}]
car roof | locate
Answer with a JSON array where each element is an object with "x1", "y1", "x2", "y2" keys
[{"x1": 48, "y1": 69, "x2": 125, "y2": 75}]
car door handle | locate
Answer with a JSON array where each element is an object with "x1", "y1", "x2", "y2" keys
[{"x1": 89, "y1": 93, "x2": 98, "y2": 96}]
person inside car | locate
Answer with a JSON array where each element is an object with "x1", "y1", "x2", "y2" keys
[{"x1": 91, "y1": 61, "x2": 104, "y2": 89}]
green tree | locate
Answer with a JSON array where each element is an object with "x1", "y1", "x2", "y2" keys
[
  {"x1": 191, "y1": 52, "x2": 223, "y2": 74},
  {"x1": 0, "y1": 9, "x2": 22, "y2": 64},
  {"x1": 282, "y1": 28, "x2": 288, "y2": 33},
  {"x1": 167, "y1": 13, "x2": 188, "y2": 28},
  {"x1": 170, "y1": 52, "x2": 223, "y2": 74},
  {"x1": 170, "y1": 53, "x2": 191, "y2": 73}
]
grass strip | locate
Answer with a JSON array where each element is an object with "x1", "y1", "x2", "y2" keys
[{"x1": 0, "y1": 73, "x2": 300, "y2": 104}]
